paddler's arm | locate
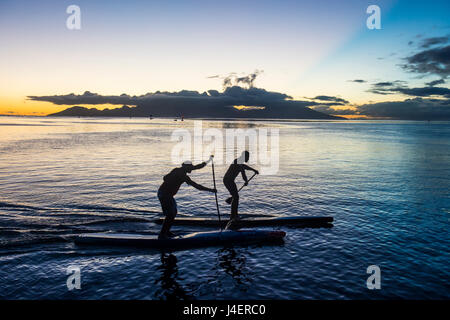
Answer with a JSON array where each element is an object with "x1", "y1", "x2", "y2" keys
[
  {"x1": 192, "y1": 162, "x2": 207, "y2": 170},
  {"x1": 185, "y1": 176, "x2": 216, "y2": 193},
  {"x1": 240, "y1": 166, "x2": 249, "y2": 186},
  {"x1": 192, "y1": 155, "x2": 214, "y2": 170},
  {"x1": 242, "y1": 164, "x2": 259, "y2": 175}
]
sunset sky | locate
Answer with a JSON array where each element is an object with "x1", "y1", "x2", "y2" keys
[{"x1": 0, "y1": 0, "x2": 449, "y2": 118}]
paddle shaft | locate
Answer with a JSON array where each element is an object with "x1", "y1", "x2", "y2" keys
[
  {"x1": 226, "y1": 172, "x2": 257, "y2": 203},
  {"x1": 211, "y1": 158, "x2": 222, "y2": 230}
]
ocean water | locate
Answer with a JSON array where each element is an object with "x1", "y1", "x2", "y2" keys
[{"x1": 0, "y1": 116, "x2": 448, "y2": 299}]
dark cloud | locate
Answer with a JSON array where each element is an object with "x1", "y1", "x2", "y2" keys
[
  {"x1": 425, "y1": 79, "x2": 446, "y2": 86},
  {"x1": 29, "y1": 86, "x2": 292, "y2": 105},
  {"x1": 220, "y1": 70, "x2": 263, "y2": 89},
  {"x1": 420, "y1": 36, "x2": 449, "y2": 48},
  {"x1": 308, "y1": 95, "x2": 349, "y2": 105},
  {"x1": 373, "y1": 82, "x2": 392, "y2": 87},
  {"x1": 235, "y1": 70, "x2": 263, "y2": 88},
  {"x1": 313, "y1": 86, "x2": 450, "y2": 119},
  {"x1": 368, "y1": 81, "x2": 450, "y2": 98},
  {"x1": 222, "y1": 76, "x2": 233, "y2": 88},
  {"x1": 402, "y1": 45, "x2": 450, "y2": 77},
  {"x1": 373, "y1": 81, "x2": 407, "y2": 87},
  {"x1": 397, "y1": 86, "x2": 450, "y2": 97},
  {"x1": 357, "y1": 98, "x2": 450, "y2": 120},
  {"x1": 348, "y1": 79, "x2": 367, "y2": 83},
  {"x1": 28, "y1": 90, "x2": 213, "y2": 105},
  {"x1": 368, "y1": 81, "x2": 408, "y2": 95},
  {"x1": 207, "y1": 89, "x2": 220, "y2": 97},
  {"x1": 310, "y1": 105, "x2": 356, "y2": 115},
  {"x1": 315, "y1": 97, "x2": 450, "y2": 120},
  {"x1": 222, "y1": 86, "x2": 291, "y2": 101}
]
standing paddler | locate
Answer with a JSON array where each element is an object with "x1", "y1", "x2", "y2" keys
[
  {"x1": 223, "y1": 151, "x2": 259, "y2": 228},
  {"x1": 158, "y1": 156, "x2": 216, "y2": 239}
]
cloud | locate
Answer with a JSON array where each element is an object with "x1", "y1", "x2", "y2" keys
[
  {"x1": 207, "y1": 89, "x2": 220, "y2": 97},
  {"x1": 28, "y1": 90, "x2": 212, "y2": 105},
  {"x1": 234, "y1": 70, "x2": 263, "y2": 88},
  {"x1": 373, "y1": 81, "x2": 408, "y2": 87},
  {"x1": 402, "y1": 44, "x2": 450, "y2": 77},
  {"x1": 306, "y1": 95, "x2": 349, "y2": 105},
  {"x1": 211, "y1": 70, "x2": 264, "y2": 89},
  {"x1": 368, "y1": 81, "x2": 450, "y2": 98},
  {"x1": 348, "y1": 79, "x2": 367, "y2": 83},
  {"x1": 420, "y1": 36, "x2": 449, "y2": 48},
  {"x1": 310, "y1": 105, "x2": 356, "y2": 115},
  {"x1": 357, "y1": 98, "x2": 450, "y2": 120},
  {"x1": 368, "y1": 81, "x2": 407, "y2": 95},
  {"x1": 315, "y1": 97, "x2": 450, "y2": 120},
  {"x1": 222, "y1": 76, "x2": 233, "y2": 88},
  {"x1": 373, "y1": 82, "x2": 395, "y2": 87},
  {"x1": 222, "y1": 86, "x2": 291, "y2": 100},
  {"x1": 29, "y1": 86, "x2": 293, "y2": 105},
  {"x1": 425, "y1": 79, "x2": 446, "y2": 86},
  {"x1": 396, "y1": 86, "x2": 450, "y2": 97}
]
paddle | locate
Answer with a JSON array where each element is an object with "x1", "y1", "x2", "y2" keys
[
  {"x1": 225, "y1": 172, "x2": 257, "y2": 204},
  {"x1": 210, "y1": 155, "x2": 222, "y2": 230}
]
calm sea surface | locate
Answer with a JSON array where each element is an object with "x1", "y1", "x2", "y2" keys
[{"x1": 0, "y1": 116, "x2": 448, "y2": 299}]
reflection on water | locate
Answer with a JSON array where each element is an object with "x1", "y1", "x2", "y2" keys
[
  {"x1": 217, "y1": 248, "x2": 250, "y2": 287},
  {"x1": 154, "y1": 253, "x2": 193, "y2": 300},
  {"x1": 154, "y1": 248, "x2": 251, "y2": 300}
]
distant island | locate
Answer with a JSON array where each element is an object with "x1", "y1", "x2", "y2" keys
[
  {"x1": 31, "y1": 86, "x2": 344, "y2": 120},
  {"x1": 48, "y1": 104, "x2": 342, "y2": 119}
]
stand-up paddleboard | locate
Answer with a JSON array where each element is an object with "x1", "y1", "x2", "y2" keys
[
  {"x1": 153, "y1": 216, "x2": 333, "y2": 228},
  {"x1": 75, "y1": 229, "x2": 286, "y2": 249}
]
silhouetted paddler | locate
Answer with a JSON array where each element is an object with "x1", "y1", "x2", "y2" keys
[
  {"x1": 158, "y1": 157, "x2": 216, "y2": 239},
  {"x1": 223, "y1": 151, "x2": 258, "y2": 226}
]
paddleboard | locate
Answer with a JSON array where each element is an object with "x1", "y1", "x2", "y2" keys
[
  {"x1": 75, "y1": 229, "x2": 286, "y2": 248},
  {"x1": 153, "y1": 216, "x2": 333, "y2": 228}
]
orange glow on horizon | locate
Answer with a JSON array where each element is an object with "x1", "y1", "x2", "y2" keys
[
  {"x1": 0, "y1": 97, "x2": 130, "y2": 116},
  {"x1": 233, "y1": 105, "x2": 266, "y2": 111}
]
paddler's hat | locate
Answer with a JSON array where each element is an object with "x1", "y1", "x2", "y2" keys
[{"x1": 182, "y1": 160, "x2": 194, "y2": 172}]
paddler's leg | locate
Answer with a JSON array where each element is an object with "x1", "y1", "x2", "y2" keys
[
  {"x1": 230, "y1": 193, "x2": 239, "y2": 220},
  {"x1": 224, "y1": 179, "x2": 239, "y2": 219},
  {"x1": 159, "y1": 214, "x2": 175, "y2": 238},
  {"x1": 224, "y1": 180, "x2": 240, "y2": 230},
  {"x1": 158, "y1": 191, "x2": 178, "y2": 239}
]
